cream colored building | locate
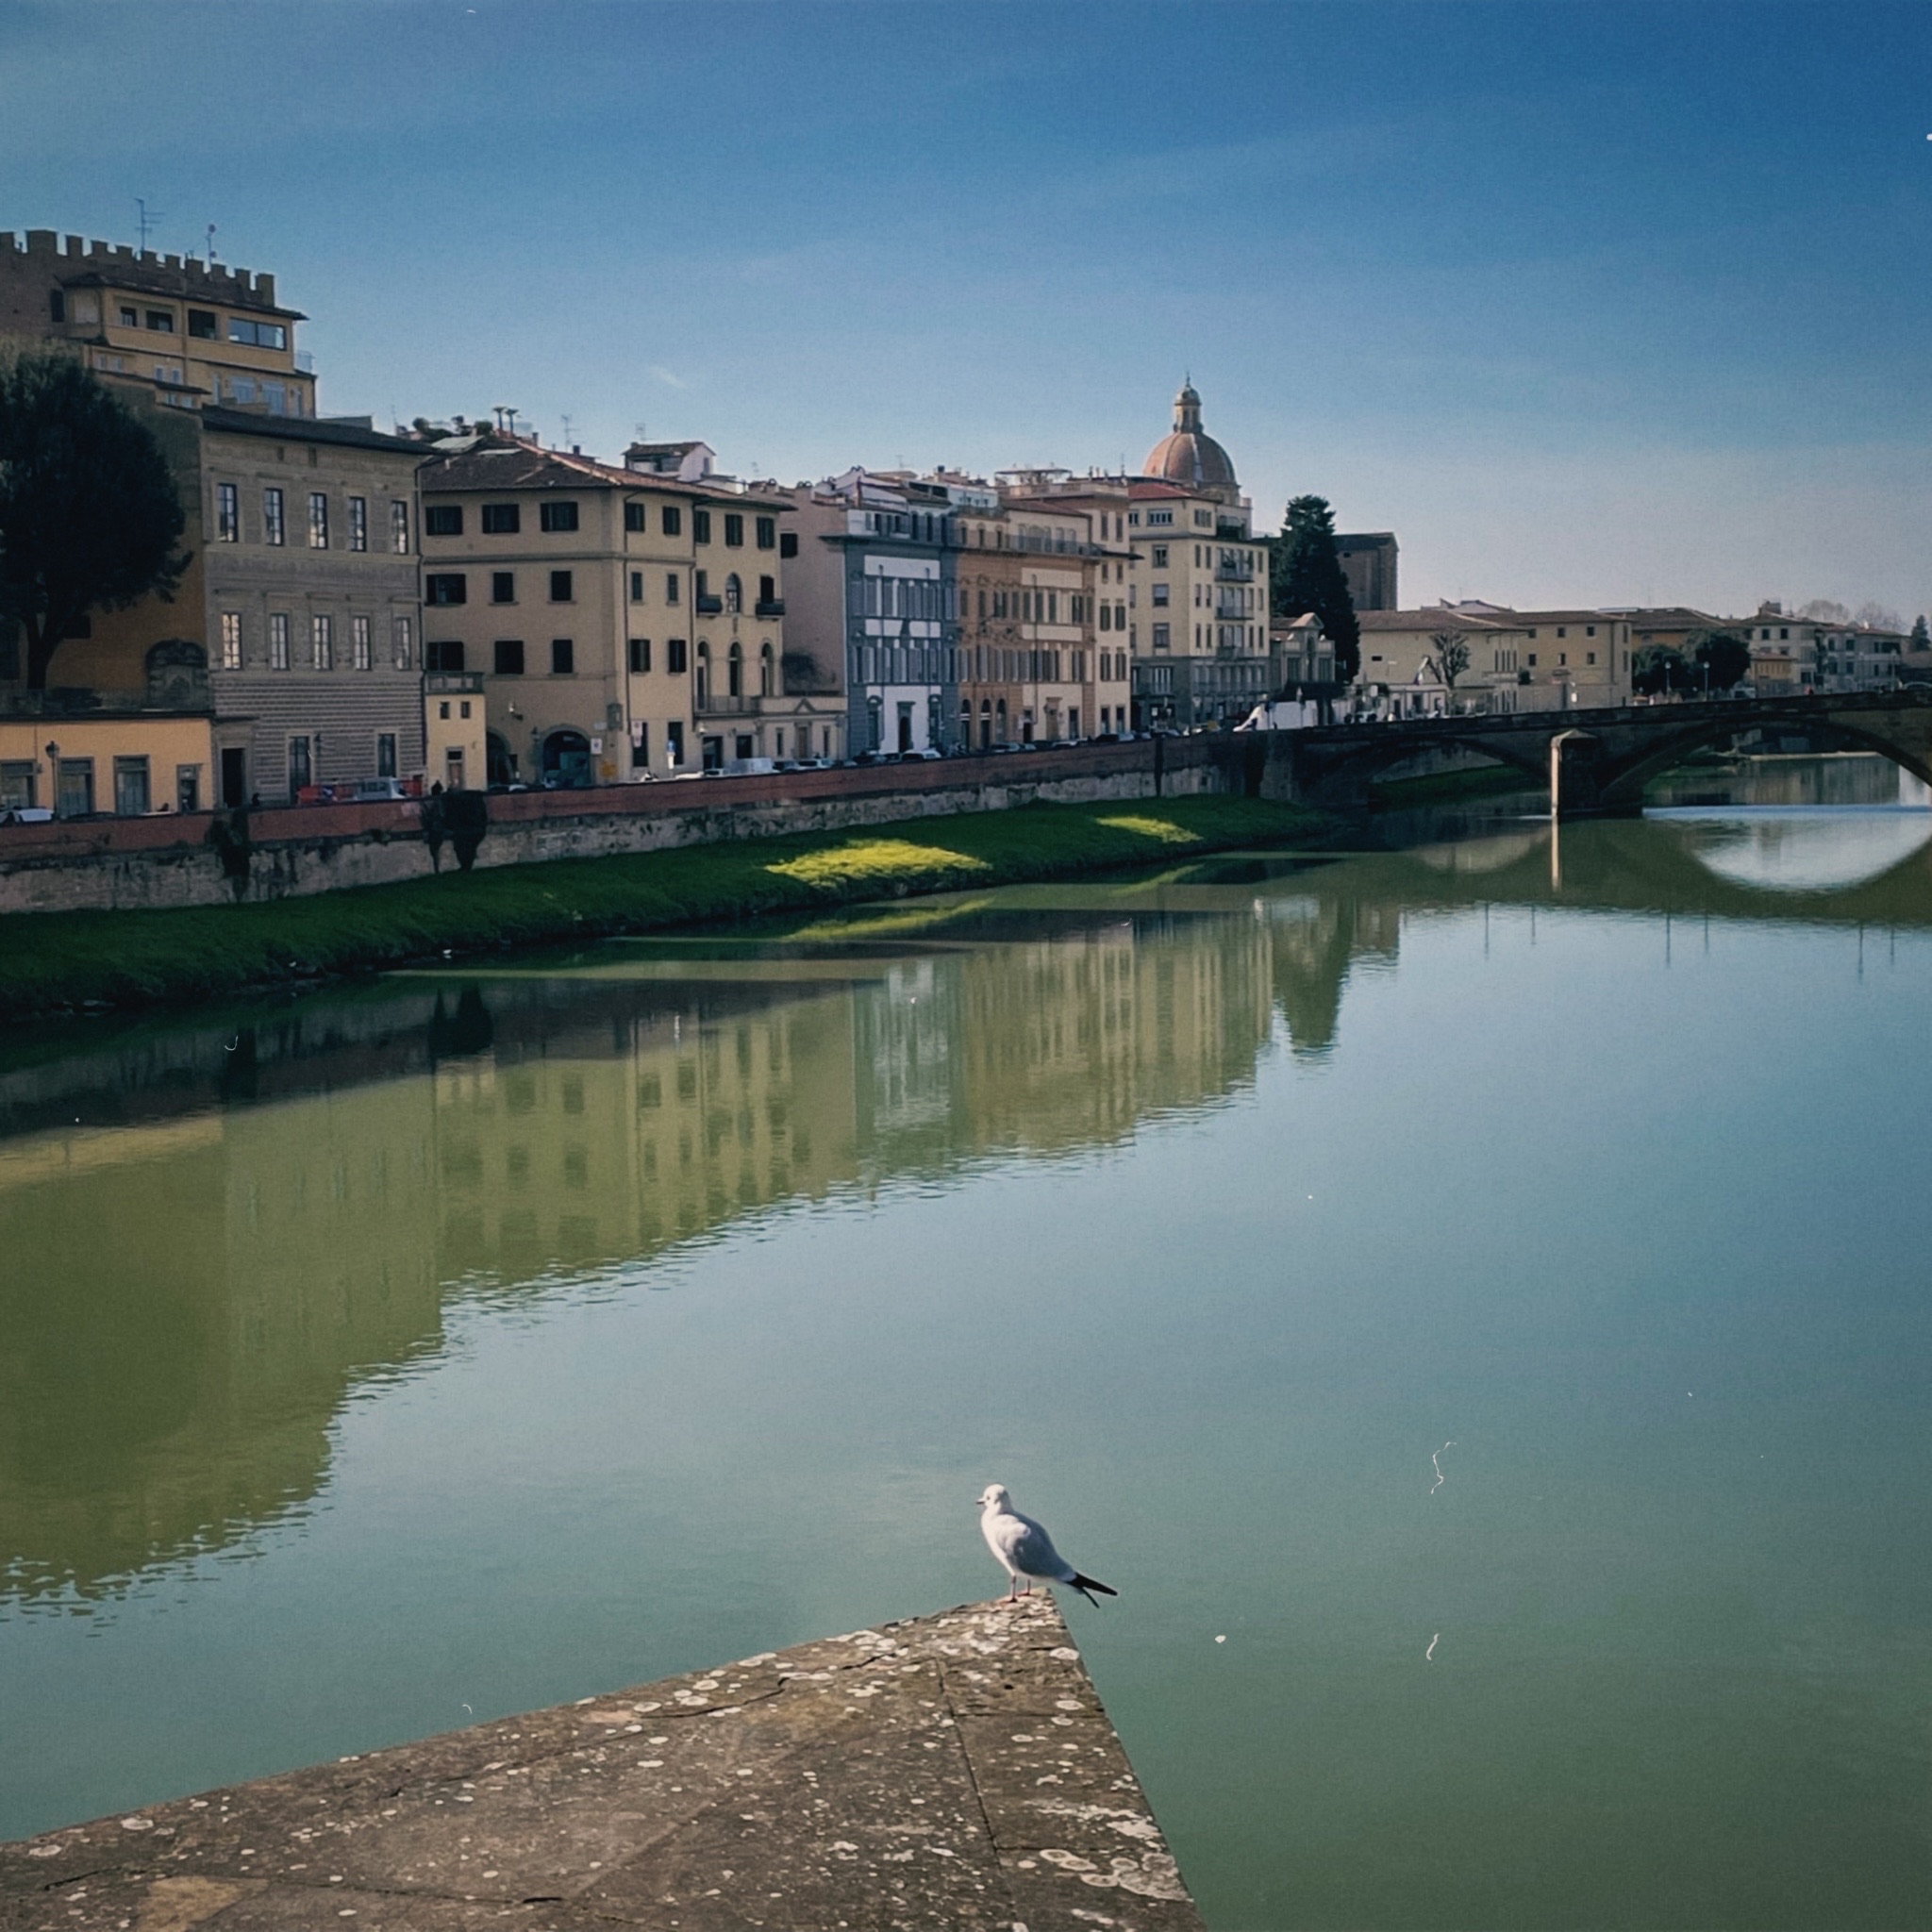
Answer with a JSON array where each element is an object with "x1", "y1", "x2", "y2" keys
[
  {"x1": 1009, "y1": 387, "x2": 1272, "y2": 730},
  {"x1": 2, "y1": 227, "x2": 316, "y2": 418},
  {"x1": 1357, "y1": 604, "x2": 1631, "y2": 714},
  {"x1": 417, "y1": 437, "x2": 826, "y2": 783},
  {"x1": 946, "y1": 483, "x2": 1131, "y2": 745}
]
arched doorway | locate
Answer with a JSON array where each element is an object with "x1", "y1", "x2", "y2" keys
[
  {"x1": 759, "y1": 643, "x2": 774, "y2": 696},
  {"x1": 542, "y1": 728, "x2": 591, "y2": 788},
  {"x1": 486, "y1": 731, "x2": 517, "y2": 788},
  {"x1": 695, "y1": 643, "x2": 710, "y2": 708},
  {"x1": 724, "y1": 573, "x2": 742, "y2": 615},
  {"x1": 727, "y1": 642, "x2": 742, "y2": 698}
]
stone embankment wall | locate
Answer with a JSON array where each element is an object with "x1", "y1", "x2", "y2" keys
[{"x1": 0, "y1": 739, "x2": 1232, "y2": 916}]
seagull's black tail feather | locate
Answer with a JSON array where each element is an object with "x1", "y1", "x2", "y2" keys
[{"x1": 1070, "y1": 1573, "x2": 1117, "y2": 1606}]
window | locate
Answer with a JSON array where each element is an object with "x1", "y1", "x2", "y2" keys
[
  {"x1": 494, "y1": 639, "x2": 525, "y2": 675},
  {"x1": 308, "y1": 491, "x2": 328, "y2": 548},
  {"x1": 550, "y1": 638, "x2": 575, "y2": 675},
  {"x1": 227, "y1": 317, "x2": 288, "y2": 349},
  {"x1": 353, "y1": 615, "x2": 372, "y2": 670},
  {"x1": 624, "y1": 502, "x2": 646, "y2": 533},
  {"x1": 491, "y1": 571, "x2": 515, "y2": 604},
  {"x1": 481, "y1": 503, "x2": 520, "y2": 534},
  {"x1": 425, "y1": 505, "x2": 463, "y2": 537},
  {"x1": 1152, "y1": 623, "x2": 1171, "y2": 650},
  {"x1": 270, "y1": 612, "x2": 291, "y2": 670},
  {"x1": 188, "y1": 308, "x2": 217, "y2": 339},
  {"x1": 1587, "y1": 651, "x2": 1597, "y2": 665},
  {"x1": 629, "y1": 571, "x2": 643, "y2": 603},
  {"x1": 629, "y1": 638, "x2": 651, "y2": 674},
  {"x1": 216, "y1": 481, "x2": 239, "y2": 541},
  {"x1": 376, "y1": 734, "x2": 397, "y2": 778},
  {"x1": 661, "y1": 505, "x2": 682, "y2": 536},
  {"x1": 114, "y1": 756, "x2": 151, "y2": 816},
  {"x1": 666, "y1": 719, "x2": 685, "y2": 766},
  {"x1": 779, "y1": 530, "x2": 798, "y2": 558},
  {"x1": 348, "y1": 497, "x2": 368, "y2": 552},
  {"x1": 118, "y1": 305, "x2": 138, "y2": 327},
  {"x1": 287, "y1": 736, "x2": 311, "y2": 795},
  {"x1": 692, "y1": 508, "x2": 711, "y2": 544},
  {"x1": 425, "y1": 639, "x2": 464, "y2": 673},
  {"x1": 724, "y1": 512, "x2": 744, "y2": 547},
  {"x1": 311, "y1": 614, "x2": 333, "y2": 670},
  {"x1": 539, "y1": 500, "x2": 579, "y2": 533},
  {"x1": 549, "y1": 570, "x2": 573, "y2": 603},
  {"x1": 390, "y1": 500, "x2": 410, "y2": 553},
  {"x1": 724, "y1": 574, "x2": 742, "y2": 614},
  {"x1": 426, "y1": 575, "x2": 467, "y2": 606},
  {"x1": 392, "y1": 615, "x2": 413, "y2": 669},
  {"x1": 1146, "y1": 509, "x2": 1173, "y2": 526},
  {"x1": 144, "y1": 309, "x2": 174, "y2": 332},
  {"x1": 176, "y1": 764, "x2": 201, "y2": 812},
  {"x1": 665, "y1": 574, "x2": 680, "y2": 606},
  {"x1": 263, "y1": 487, "x2": 285, "y2": 545},
  {"x1": 1151, "y1": 544, "x2": 1168, "y2": 568},
  {"x1": 667, "y1": 637, "x2": 688, "y2": 674},
  {"x1": 755, "y1": 516, "x2": 776, "y2": 550},
  {"x1": 1151, "y1": 583, "x2": 1170, "y2": 607},
  {"x1": 220, "y1": 611, "x2": 242, "y2": 670},
  {"x1": 758, "y1": 575, "x2": 775, "y2": 608}
]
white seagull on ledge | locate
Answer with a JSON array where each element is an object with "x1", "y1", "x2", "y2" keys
[{"x1": 978, "y1": 1483, "x2": 1117, "y2": 1607}]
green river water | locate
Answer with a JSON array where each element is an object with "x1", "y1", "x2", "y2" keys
[{"x1": 2, "y1": 757, "x2": 1928, "y2": 1929}]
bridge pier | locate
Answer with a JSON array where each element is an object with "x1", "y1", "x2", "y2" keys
[{"x1": 1550, "y1": 728, "x2": 1638, "y2": 819}]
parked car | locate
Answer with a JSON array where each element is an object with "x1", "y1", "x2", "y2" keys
[{"x1": 0, "y1": 806, "x2": 54, "y2": 824}]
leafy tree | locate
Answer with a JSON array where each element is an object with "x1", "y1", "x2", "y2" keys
[
  {"x1": 1269, "y1": 495, "x2": 1359, "y2": 682},
  {"x1": 1632, "y1": 644, "x2": 1692, "y2": 697},
  {"x1": 1689, "y1": 629, "x2": 1752, "y2": 691},
  {"x1": 0, "y1": 349, "x2": 189, "y2": 691},
  {"x1": 1429, "y1": 630, "x2": 1471, "y2": 689},
  {"x1": 1909, "y1": 615, "x2": 1928, "y2": 650}
]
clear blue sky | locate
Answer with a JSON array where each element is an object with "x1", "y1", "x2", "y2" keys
[{"x1": 5, "y1": 0, "x2": 1928, "y2": 619}]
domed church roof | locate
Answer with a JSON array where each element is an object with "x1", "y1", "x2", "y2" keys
[{"x1": 1142, "y1": 380, "x2": 1238, "y2": 496}]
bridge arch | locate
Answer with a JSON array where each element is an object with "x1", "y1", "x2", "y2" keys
[{"x1": 1599, "y1": 708, "x2": 1932, "y2": 809}]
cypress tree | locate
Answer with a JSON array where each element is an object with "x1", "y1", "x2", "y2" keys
[{"x1": 1270, "y1": 495, "x2": 1359, "y2": 683}]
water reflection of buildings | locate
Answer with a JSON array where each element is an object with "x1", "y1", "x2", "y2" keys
[
  {"x1": 8, "y1": 798, "x2": 1928, "y2": 1605},
  {"x1": 0, "y1": 915, "x2": 1274, "y2": 1605}
]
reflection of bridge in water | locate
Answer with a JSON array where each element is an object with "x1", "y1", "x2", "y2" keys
[{"x1": 3, "y1": 803, "x2": 1927, "y2": 1603}]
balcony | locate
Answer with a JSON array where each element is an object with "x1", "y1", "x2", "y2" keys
[
  {"x1": 694, "y1": 593, "x2": 724, "y2": 616},
  {"x1": 425, "y1": 671, "x2": 485, "y2": 696},
  {"x1": 755, "y1": 597, "x2": 786, "y2": 618},
  {"x1": 1215, "y1": 559, "x2": 1255, "y2": 583},
  {"x1": 695, "y1": 691, "x2": 763, "y2": 716}
]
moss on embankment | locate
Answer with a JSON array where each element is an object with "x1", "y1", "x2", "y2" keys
[{"x1": 0, "y1": 795, "x2": 1329, "y2": 1024}]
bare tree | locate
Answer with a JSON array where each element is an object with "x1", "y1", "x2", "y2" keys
[
  {"x1": 1798, "y1": 599, "x2": 1851, "y2": 623},
  {"x1": 1854, "y1": 601, "x2": 1905, "y2": 633},
  {"x1": 1429, "y1": 630, "x2": 1471, "y2": 690}
]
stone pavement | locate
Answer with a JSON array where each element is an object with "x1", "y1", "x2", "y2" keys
[{"x1": 0, "y1": 1595, "x2": 1203, "y2": 1931}]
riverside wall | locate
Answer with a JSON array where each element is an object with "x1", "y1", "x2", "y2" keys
[{"x1": 0, "y1": 739, "x2": 1234, "y2": 916}]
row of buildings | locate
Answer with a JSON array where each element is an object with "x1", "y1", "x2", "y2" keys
[{"x1": 2, "y1": 225, "x2": 1924, "y2": 815}]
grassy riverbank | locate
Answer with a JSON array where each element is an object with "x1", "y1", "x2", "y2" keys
[{"x1": 0, "y1": 794, "x2": 1328, "y2": 1023}]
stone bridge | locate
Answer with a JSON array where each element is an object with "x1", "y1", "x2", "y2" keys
[{"x1": 1229, "y1": 691, "x2": 1932, "y2": 817}]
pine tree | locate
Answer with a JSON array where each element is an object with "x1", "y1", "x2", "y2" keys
[
  {"x1": 1269, "y1": 495, "x2": 1359, "y2": 683},
  {"x1": 0, "y1": 349, "x2": 189, "y2": 691}
]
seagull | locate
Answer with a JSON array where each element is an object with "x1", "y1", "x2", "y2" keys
[{"x1": 978, "y1": 1483, "x2": 1117, "y2": 1607}]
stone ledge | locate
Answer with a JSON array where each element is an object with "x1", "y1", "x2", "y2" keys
[{"x1": 0, "y1": 1596, "x2": 1202, "y2": 1932}]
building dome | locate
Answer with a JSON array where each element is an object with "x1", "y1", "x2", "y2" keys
[{"x1": 1142, "y1": 381, "x2": 1238, "y2": 497}]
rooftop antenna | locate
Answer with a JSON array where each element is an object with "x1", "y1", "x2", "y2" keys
[
  {"x1": 491, "y1": 404, "x2": 512, "y2": 431},
  {"x1": 634, "y1": 422, "x2": 648, "y2": 443},
  {"x1": 135, "y1": 197, "x2": 165, "y2": 251},
  {"x1": 561, "y1": 413, "x2": 574, "y2": 449},
  {"x1": 205, "y1": 223, "x2": 217, "y2": 266}
]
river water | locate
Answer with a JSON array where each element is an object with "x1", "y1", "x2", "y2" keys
[{"x1": 3, "y1": 757, "x2": 1928, "y2": 1929}]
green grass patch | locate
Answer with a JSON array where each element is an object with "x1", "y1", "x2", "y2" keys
[{"x1": 0, "y1": 794, "x2": 1329, "y2": 1023}]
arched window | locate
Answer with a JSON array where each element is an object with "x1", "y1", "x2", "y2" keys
[
  {"x1": 724, "y1": 573, "x2": 741, "y2": 614},
  {"x1": 727, "y1": 641, "x2": 742, "y2": 698},
  {"x1": 759, "y1": 642, "x2": 774, "y2": 696},
  {"x1": 695, "y1": 641, "x2": 710, "y2": 706}
]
